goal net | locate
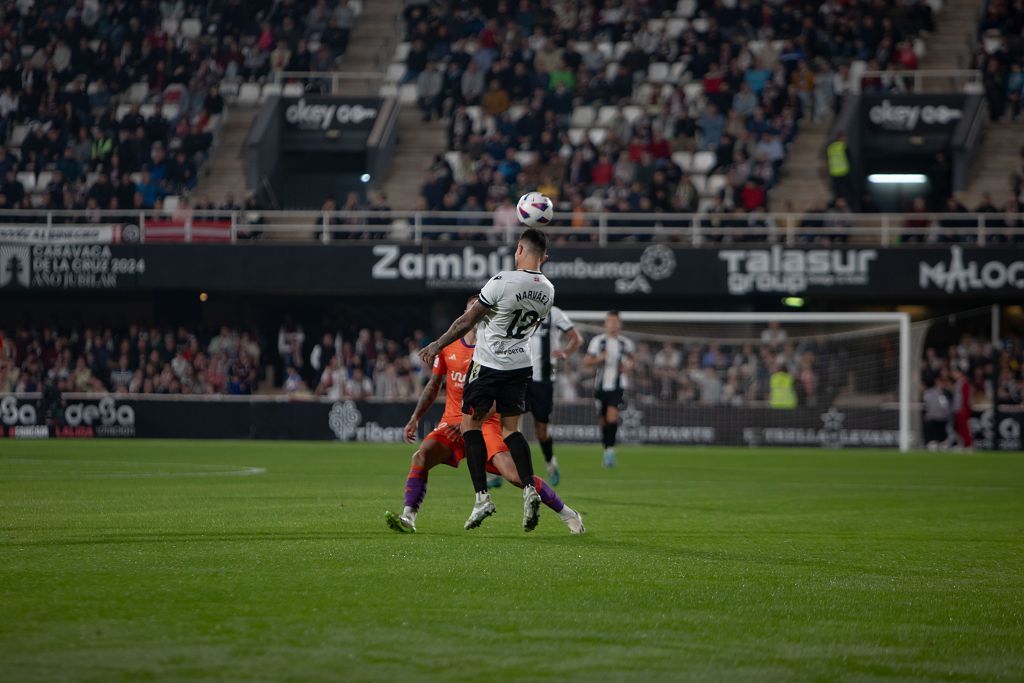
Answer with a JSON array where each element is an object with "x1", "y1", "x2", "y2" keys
[{"x1": 536, "y1": 311, "x2": 912, "y2": 451}]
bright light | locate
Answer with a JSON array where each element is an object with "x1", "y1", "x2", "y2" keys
[
  {"x1": 782, "y1": 297, "x2": 805, "y2": 308},
  {"x1": 199, "y1": 292, "x2": 209, "y2": 303},
  {"x1": 360, "y1": 173, "x2": 371, "y2": 183},
  {"x1": 867, "y1": 173, "x2": 928, "y2": 184}
]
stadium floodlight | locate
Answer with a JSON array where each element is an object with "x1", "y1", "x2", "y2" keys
[
  {"x1": 564, "y1": 310, "x2": 913, "y2": 452},
  {"x1": 867, "y1": 173, "x2": 927, "y2": 184}
]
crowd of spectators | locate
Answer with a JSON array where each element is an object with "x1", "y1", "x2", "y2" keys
[
  {"x1": 975, "y1": 0, "x2": 1024, "y2": 122},
  {"x1": 276, "y1": 320, "x2": 430, "y2": 400},
  {"x1": 407, "y1": 0, "x2": 936, "y2": 225},
  {"x1": 0, "y1": 323, "x2": 262, "y2": 395},
  {"x1": 0, "y1": 0, "x2": 355, "y2": 214}
]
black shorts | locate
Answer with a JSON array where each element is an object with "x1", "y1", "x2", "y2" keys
[
  {"x1": 595, "y1": 389, "x2": 625, "y2": 417},
  {"x1": 527, "y1": 380, "x2": 554, "y2": 423},
  {"x1": 462, "y1": 362, "x2": 533, "y2": 416}
]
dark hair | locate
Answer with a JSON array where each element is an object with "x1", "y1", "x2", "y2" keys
[
  {"x1": 519, "y1": 228, "x2": 547, "y2": 255},
  {"x1": 607, "y1": 310, "x2": 621, "y2": 318}
]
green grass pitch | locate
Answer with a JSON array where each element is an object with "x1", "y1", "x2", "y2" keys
[{"x1": 1, "y1": 440, "x2": 1022, "y2": 682}]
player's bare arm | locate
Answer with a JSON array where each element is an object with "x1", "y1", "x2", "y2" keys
[
  {"x1": 583, "y1": 350, "x2": 606, "y2": 368},
  {"x1": 418, "y1": 300, "x2": 489, "y2": 366},
  {"x1": 404, "y1": 372, "x2": 444, "y2": 443},
  {"x1": 553, "y1": 328, "x2": 583, "y2": 360}
]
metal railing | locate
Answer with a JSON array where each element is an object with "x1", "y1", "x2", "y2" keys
[
  {"x1": 1, "y1": 209, "x2": 1022, "y2": 246},
  {"x1": 857, "y1": 69, "x2": 983, "y2": 94},
  {"x1": 272, "y1": 71, "x2": 387, "y2": 97}
]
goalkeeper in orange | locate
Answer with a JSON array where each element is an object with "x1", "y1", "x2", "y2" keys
[{"x1": 385, "y1": 297, "x2": 584, "y2": 534}]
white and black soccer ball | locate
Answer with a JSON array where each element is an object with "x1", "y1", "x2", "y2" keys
[{"x1": 516, "y1": 192, "x2": 554, "y2": 227}]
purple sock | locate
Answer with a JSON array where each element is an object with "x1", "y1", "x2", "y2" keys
[
  {"x1": 404, "y1": 466, "x2": 428, "y2": 510},
  {"x1": 532, "y1": 475, "x2": 564, "y2": 513}
]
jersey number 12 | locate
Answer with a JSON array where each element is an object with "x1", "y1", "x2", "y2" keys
[{"x1": 504, "y1": 310, "x2": 539, "y2": 339}]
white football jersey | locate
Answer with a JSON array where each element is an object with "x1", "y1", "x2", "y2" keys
[
  {"x1": 529, "y1": 306, "x2": 576, "y2": 382},
  {"x1": 474, "y1": 269, "x2": 555, "y2": 370},
  {"x1": 587, "y1": 333, "x2": 635, "y2": 391}
]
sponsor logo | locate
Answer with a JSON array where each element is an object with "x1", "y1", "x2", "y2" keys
[
  {"x1": 371, "y1": 245, "x2": 515, "y2": 288},
  {"x1": 919, "y1": 246, "x2": 1024, "y2": 293},
  {"x1": 544, "y1": 244, "x2": 677, "y2": 294},
  {"x1": 1, "y1": 396, "x2": 36, "y2": 425},
  {"x1": 550, "y1": 404, "x2": 716, "y2": 444},
  {"x1": 328, "y1": 400, "x2": 405, "y2": 442},
  {"x1": 742, "y1": 408, "x2": 899, "y2": 447},
  {"x1": 0, "y1": 245, "x2": 31, "y2": 287},
  {"x1": 969, "y1": 409, "x2": 1022, "y2": 451},
  {"x1": 0, "y1": 244, "x2": 145, "y2": 289},
  {"x1": 1, "y1": 396, "x2": 136, "y2": 437},
  {"x1": 284, "y1": 98, "x2": 378, "y2": 130},
  {"x1": 719, "y1": 247, "x2": 877, "y2": 295},
  {"x1": 868, "y1": 99, "x2": 963, "y2": 131},
  {"x1": 12, "y1": 425, "x2": 49, "y2": 439},
  {"x1": 0, "y1": 225, "x2": 119, "y2": 244}
]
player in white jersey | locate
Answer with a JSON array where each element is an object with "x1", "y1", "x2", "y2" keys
[
  {"x1": 583, "y1": 310, "x2": 635, "y2": 468},
  {"x1": 419, "y1": 228, "x2": 554, "y2": 531}
]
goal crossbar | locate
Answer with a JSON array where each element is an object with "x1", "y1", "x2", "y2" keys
[{"x1": 565, "y1": 310, "x2": 913, "y2": 453}]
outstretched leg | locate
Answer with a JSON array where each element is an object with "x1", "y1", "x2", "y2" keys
[
  {"x1": 490, "y1": 451, "x2": 585, "y2": 534},
  {"x1": 386, "y1": 439, "x2": 452, "y2": 533}
]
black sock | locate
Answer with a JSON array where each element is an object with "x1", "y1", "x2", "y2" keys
[
  {"x1": 539, "y1": 437, "x2": 554, "y2": 463},
  {"x1": 602, "y1": 422, "x2": 618, "y2": 449},
  {"x1": 504, "y1": 431, "x2": 535, "y2": 487},
  {"x1": 463, "y1": 429, "x2": 488, "y2": 494}
]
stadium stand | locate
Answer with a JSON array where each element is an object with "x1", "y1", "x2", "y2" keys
[
  {"x1": 385, "y1": 0, "x2": 939, "y2": 216},
  {"x1": 0, "y1": 0, "x2": 362, "y2": 213},
  {"x1": 0, "y1": 324, "x2": 262, "y2": 395}
]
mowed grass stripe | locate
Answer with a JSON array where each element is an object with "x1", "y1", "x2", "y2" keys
[{"x1": 0, "y1": 441, "x2": 1021, "y2": 682}]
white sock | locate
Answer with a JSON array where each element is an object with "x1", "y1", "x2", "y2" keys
[
  {"x1": 557, "y1": 505, "x2": 575, "y2": 521},
  {"x1": 550, "y1": 456, "x2": 559, "y2": 468},
  {"x1": 403, "y1": 506, "x2": 417, "y2": 522}
]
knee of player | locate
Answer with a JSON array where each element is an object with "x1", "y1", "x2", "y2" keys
[{"x1": 410, "y1": 449, "x2": 427, "y2": 467}]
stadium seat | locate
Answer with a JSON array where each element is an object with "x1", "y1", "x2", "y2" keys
[
  {"x1": 464, "y1": 106, "x2": 482, "y2": 131},
  {"x1": 587, "y1": 128, "x2": 608, "y2": 146},
  {"x1": 515, "y1": 150, "x2": 539, "y2": 167},
  {"x1": 85, "y1": 172, "x2": 100, "y2": 188},
  {"x1": 16, "y1": 172, "x2": 35, "y2": 194},
  {"x1": 567, "y1": 128, "x2": 586, "y2": 146},
  {"x1": 706, "y1": 174, "x2": 728, "y2": 197},
  {"x1": 237, "y1": 83, "x2": 261, "y2": 105},
  {"x1": 570, "y1": 106, "x2": 596, "y2": 128},
  {"x1": 161, "y1": 18, "x2": 179, "y2": 36},
  {"x1": 282, "y1": 82, "x2": 305, "y2": 97},
  {"x1": 10, "y1": 124, "x2": 29, "y2": 147},
  {"x1": 115, "y1": 103, "x2": 131, "y2": 121},
  {"x1": 129, "y1": 172, "x2": 143, "y2": 185},
  {"x1": 398, "y1": 83, "x2": 417, "y2": 105},
  {"x1": 683, "y1": 81, "x2": 704, "y2": 102},
  {"x1": 596, "y1": 106, "x2": 620, "y2": 127},
  {"x1": 622, "y1": 105, "x2": 644, "y2": 125},
  {"x1": 180, "y1": 18, "x2": 201, "y2": 39},
  {"x1": 219, "y1": 81, "x2": 240, "y2": 100},
  {"x1": 963, "y1": 81, "x2": 985, "y2": 94},
  {"x1": 691, "y1": 17, "x2": 710, "y2": 33},
  {"x1": 386, "y1": 63, "x2": 405, "y2": 84},
  {"x1": 747, "y1": 40, "x2": 767, "y2": 59},
  {"x1": 35, "y1": 171, "x2": 53, "y2": 190},
  {"x1": 691, "y1": 151, "x2": 716, "y2": 175},
  {"x1": 913, "y1": 38, "x2": 927, "y2": 59},
  {"x1": 672, "y1": 151, "x2": 693, "y2": 173},
  {"x1": 163, "y1": 103, "x2": 180, "y2": 121},
  {"x1": 676, "y1": 0, "x2": 697, "y2": 17},
  {"x1": 634, "y1": 83, "x2": 654, "y2": 103},
  {"x1": 162, "y1": 195, "x2": 180, "y2": 213},
  {"x1": 507, "y1": 104, "x2": 527, "y2": 121},
  {"x1": 350, "y1": 0, "x2": 363, "y2": 16},
  {"x1": 689, "y1": 174, "x2": 707, "y2": 195},
  {"x1": 669, "y1": 61, "x2": 688, "y2": 82},
  {"x1": 260, "y1": 82, "x2": 283, "y2": 101},
  {"x1": 666, "y1": 18, "x2": 689, "y2": 38},
  {"x1": 648, "y1": 62, "x2": 670, "y2": 83},
  {"x1": 140, "y1": 103, "x2": 156, "y2": 118},
  {"x1": 29, "y1": 192, "x2": 46, "y2": 208},
  {"x1": 378, "y1": 83, "x2": 398, "y2": 98},
  {"x1": 614, "y1": 41, "x2": 631, "y2": 61},
  {"x1": 394, "y1": 42, "x2": 410, "y2": 62},
  {"x1": 647, "y1": 18, "x2": 666, "y2": 34}
]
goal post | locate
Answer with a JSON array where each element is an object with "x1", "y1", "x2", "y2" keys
[{"x1": 562, "y1": 310, "x2": 913, "y2": 452}]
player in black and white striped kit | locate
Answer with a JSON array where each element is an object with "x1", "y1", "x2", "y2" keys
[
  {"x1": 526, "y1": 306, "x2": 582, "y2": 485},
  {"x1": 583, "y1": 311, "x2": 635, "y2": 468}
]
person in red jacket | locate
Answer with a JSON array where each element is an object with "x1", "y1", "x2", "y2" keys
[{"x1": 952, "y1": 367, "x2": 973, "y2": 450}]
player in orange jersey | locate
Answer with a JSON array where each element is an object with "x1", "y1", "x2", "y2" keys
[{"x1": 385, "y1": 297, "x2": 584, "y2": 534}]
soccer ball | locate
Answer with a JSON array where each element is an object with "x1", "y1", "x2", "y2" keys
[{"x1": 516, "y1": 192, "x2": 554, "y2": 227}]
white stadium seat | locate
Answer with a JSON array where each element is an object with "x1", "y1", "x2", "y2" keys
[
  {"x1": 260, "y1": 82, "x2": 283, "y2": 101},
  {"x1": 10, "y1": 124, "x2": 30, "y2": 146},
  {"x1": 676, "y1": 0, "x2": 697, "y2": 17},
  {"x1": 683, "y1": 81, "x2": 704, "y2": 102},
  {"x1": 16, "y1": 172, "x2": 36, "y2": 194},
  {"x1": 614, "y1": 41, "x2": 631, "y2": 61},
  {"x1": 515, "y1": 151, "x2": 539, "y2": 167},
  {"x1": 666, "y1": 18, "x2": 689, "y2": 38},
  {"x1": 706, "y1": 174, "x2": 728, "y2": 197},
  {"x1": 570, "y1": 106, "x2": 596, "y2": 128},
  {"x1": 647, "y1": 19, "x2": 666, "y2": 33},
  {"x1": 161, "y1": 18, "x2": 179, "y2": 35},
  {"x1": 237, "y1": 83, "x2": 261, "y2": 105},
  {"x1": 648, "y1": 62, "x2": 670, "y2": 83},
  {"x1": 597, "y1": 106, "x2": 620, "y2": 126},
  {"x1": 567, "y1": 128, "x2": 586, "y2": 146},
  {"x1": 691, "y1": 17, "x2": 710, "y2": 33},
  {"x1": 595, "y1": 42, "x2": 613, "y2": 60},
  {"x1": 386, "y1": 62, "x2": 405, "y2": 84},
  {"x1": 162, "y1": 195, "x2": 180, "y2": 213},
  {"x1": 621, "y1": 105, "x2": 644, "y2": 125},
  {"x1": 689, "y1": 174, "x2": 707, "y2": 195},
  {"x1": 394, "y1": 42, "x2": 410, "y2": 62},
  {"x1": 398, "y1": 83, "x2": 417, "y2": 105},
  {"x1": 162, "y1": 103, "x2": 180, "y2": 120},
  {"x1": 691, "y1": 151, "x2": 716, "y2": 175},
  {"x1": 672, "y1": 151, "x2": 693, "y2": 172},
  {"x1": 35, "y1": 171, "x2": 53, "y2": 189},
  {"x1": 378, "y1": 83, "x2": 397, "y2": 98},
  {"x1": 115, "y1": 103, "x2": 131, "y2": 120},
  {"x1": 127, "y1": 81, "x2": 149, "y2": 103},
  {"x1": 283, "y1": 82, "x2": 305, "y2": 97},
  {"x1": 180, "y1": 18, "x2": 201, "y2": 39},
  {"x1": 507, "y1": 104, "x2": 527, "y2": 121},
  {"x1": 587, "y1": 128, "x2": 608, "y2": 146}
]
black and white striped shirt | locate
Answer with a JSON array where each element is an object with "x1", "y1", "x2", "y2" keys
[
  {"x1": 528, "y1": 306, "x2": 575, "y2": 383},
  {"x1": 587, "y1": 333, "x2": 635, "y2": 391}
]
